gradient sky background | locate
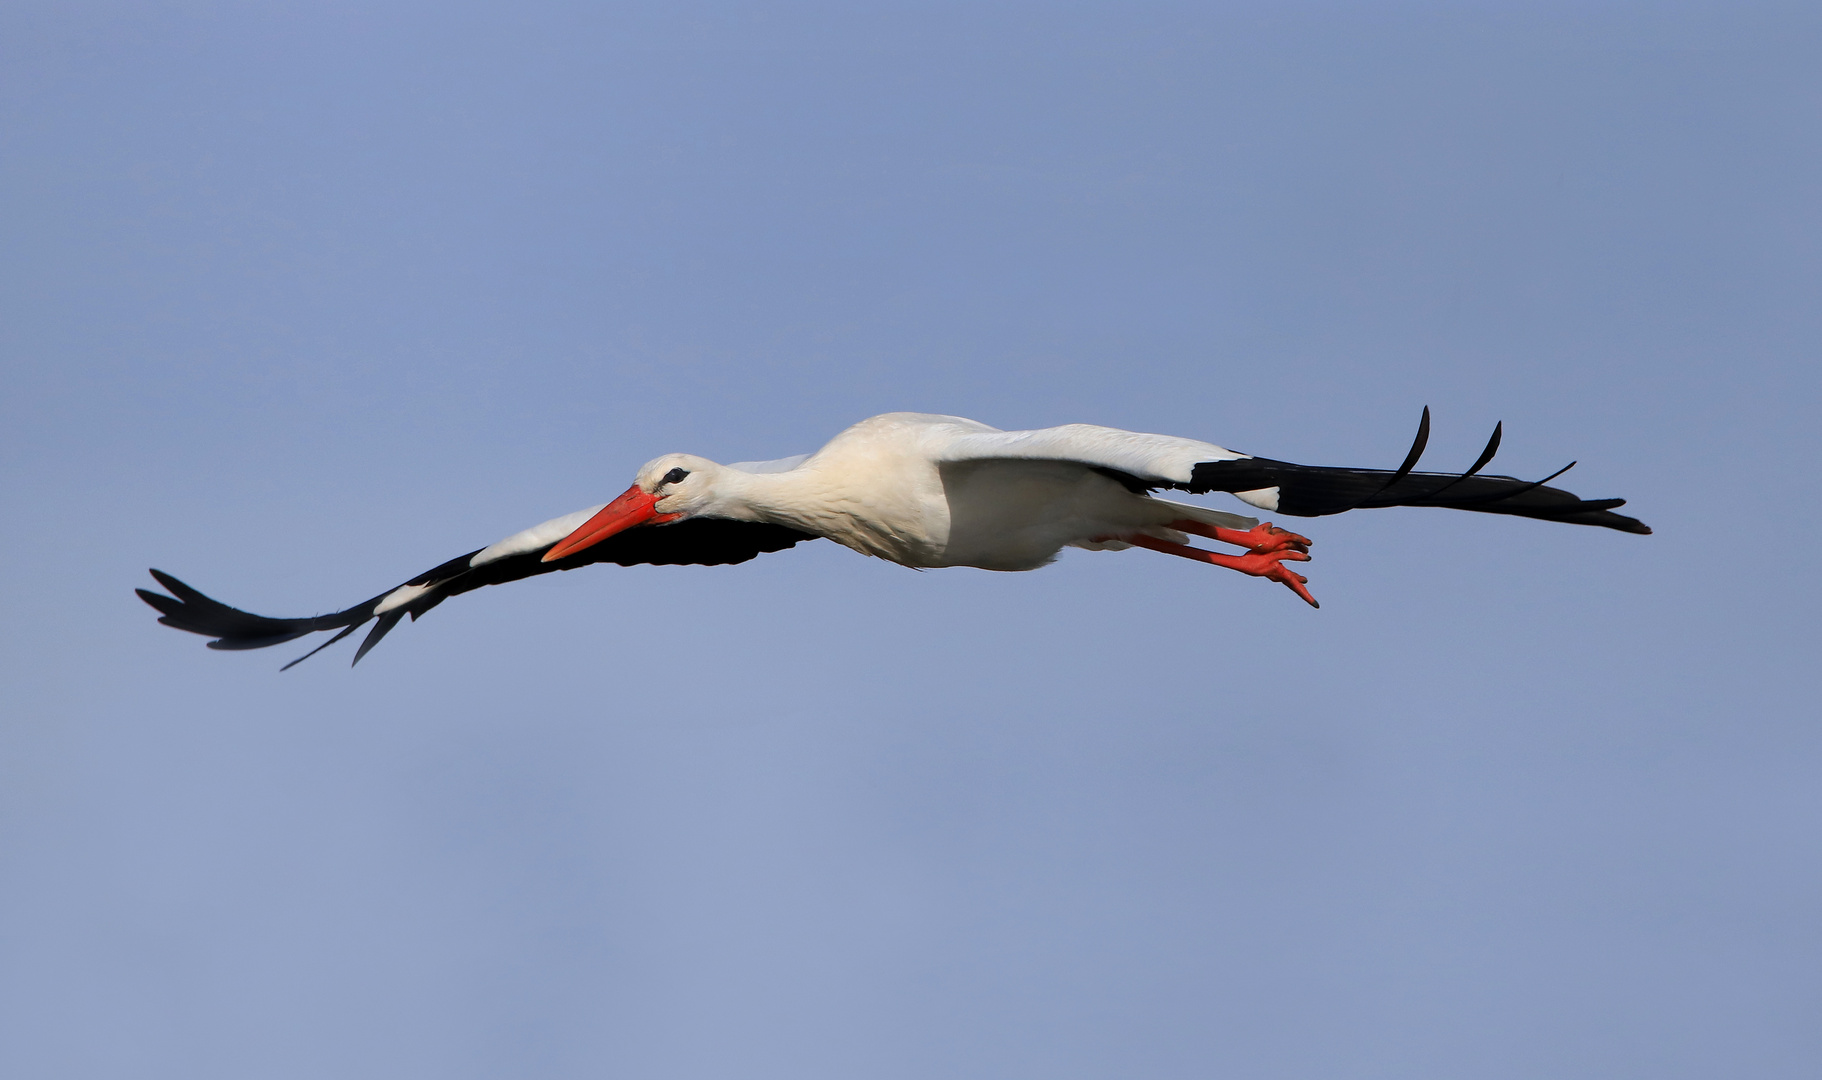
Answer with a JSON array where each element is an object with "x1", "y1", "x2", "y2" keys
[{"x1": 3, "y1": 3, "x2": 1818, "y2": 1078}]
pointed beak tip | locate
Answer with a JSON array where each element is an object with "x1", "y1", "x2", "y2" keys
[{"x1": 541, "y1": 484, "x2": 663, "y2": 563}]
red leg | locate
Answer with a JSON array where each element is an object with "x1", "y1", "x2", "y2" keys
[
  {"x1": 1167, "y1": 519, "x2": 1312, "y2": 555},
  {"x1": 1127, "y1": 533, "x2": 1319, "y2": 608}
]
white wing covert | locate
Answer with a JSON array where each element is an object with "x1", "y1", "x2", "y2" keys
[{"x1": 934, "y1": 423, "x2": 1247, "y2": 488}]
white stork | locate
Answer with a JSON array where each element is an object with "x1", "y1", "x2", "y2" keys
[{"x1": 139, "y1": 410, "x2": 1649, "y2": 667}]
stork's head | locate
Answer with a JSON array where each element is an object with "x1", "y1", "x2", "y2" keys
[
  {"x1": 540, "y1": 453, "x2": 723, "y2": 562},
  {"x1": 637, "y1": 453, "x2": 726, "y2": 517}
]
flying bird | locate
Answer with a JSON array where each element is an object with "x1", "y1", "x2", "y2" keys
[{"x1": 139, "y1": 410, "x2": 1649, "y2": 667}]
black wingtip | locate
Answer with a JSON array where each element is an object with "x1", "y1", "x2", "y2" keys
[
  {"x1": 136, "y1": 587, "x2": 179, "y2": 616},
  {"x1": 1391, "y1": 406, "x2": 1432, "y2": 485},
  {"x1": 139, "y1": 572, "x2": 180, "y2": 615},
  {"x1": 1399, "y1": 419, "x2": 1508, "y2": 503},
  {"x1": 148, "y1": 568, "x2": 198, "y2": 600},
  {"x1": 282, "y1": 621, "x2": 366, "y2": 671},
  {"x1": 1470, "y1": 422, "x2": 1503, "y2": 476},
  {"x1": 139, "y1": 566, "x2": 382, "y2": 657},
  {"x1": 1343, "y1": 406, "x2": 1432, "y2": 510},
  {"x1": 351, "y1": 611, "x2": 405, "y2": 666}
]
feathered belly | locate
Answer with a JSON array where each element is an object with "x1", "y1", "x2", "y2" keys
[
  {"x1": 928, "y1": 460, "x2": 1156, "y2": 571},
  {"x1": 747, "y1": 455, "x2": 1173, "y2": 572}
]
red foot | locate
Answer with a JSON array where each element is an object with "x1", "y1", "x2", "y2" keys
[
  {"x1": 1167, "y1": 519, "x2": 1312, "y2": 555},
  {"x1": 1127, "y1": 532, "x2": 1320, "y2": 608}
]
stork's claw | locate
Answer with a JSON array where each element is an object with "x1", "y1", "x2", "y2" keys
[
  {"x1": 1229, "y1": 549, "x2": 1320, "y2": 608},
  {"x1": 1127, "y1": 533, "x2": 1321, "y2": 609},
  {"x1": 1167, "y1": 519, "x2": 1312, "y2": 554},
  {"x1": 1239, "y1": 522, "x2": 1312, "y2": 554}
]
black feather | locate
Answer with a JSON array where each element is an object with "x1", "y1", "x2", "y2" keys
[
  {"x1": 1446, "y1": 459, "x2": 1576, "y2": 505},
  {"x1": 138, "y1": 518, "x2": 818, "y2": 669},
  {"x1": 1091, "y1": 466, "x2": 1154, "y2": 494},
  {"x1": 1189, "y1": 457, "x2": 1649, "y2": 533},
  {"x1": 1379, "y1": 406, "x2": 1432, "y2": 494},
  {"x1": 281, "y1": 623, "x2": 364, "y2": 671},
  {"x1": 352, "y1": 611, "x2": 405, "y2": 666},
  {"x1": 1187, "y1": 416, "x2": 1650, "y2": 535},
  {"x1": 1416, "y1": 421, "x2": 1504, "y2": 502}
]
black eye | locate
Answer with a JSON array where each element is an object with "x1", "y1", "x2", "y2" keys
[{"x1": 661, "y1": 467, "x2": 690, "y2": 486}]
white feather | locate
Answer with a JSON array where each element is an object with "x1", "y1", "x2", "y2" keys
[{"x1": 470, "y1": 504, "x2": 608, "y2": 567}]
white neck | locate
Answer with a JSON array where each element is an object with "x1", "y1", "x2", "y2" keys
[
  {"x1": 702, "y1": 459, "x2": 924, "y2": 561},
  {"x1": 704, "y1": 464, "x2": 821, "y2": 527}
]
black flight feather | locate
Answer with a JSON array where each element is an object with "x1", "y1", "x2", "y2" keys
[
  {"x1": 1184, "y1": 416, "x2": 1649, "y2": 535},
  {"x1": 139, "y1": 518, "x2": 817, "y2": 668}
]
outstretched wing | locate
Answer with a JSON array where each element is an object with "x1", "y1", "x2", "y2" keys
[
  {"x1": 1183, "y1": 409, "x2": 1651, "y2": 534},
  {"x1": 138, "y1": 512, "x2": 817, "y2": 668},
  {"x1": 937, "y1": 410, "x2": 1649, "y2": 535}
]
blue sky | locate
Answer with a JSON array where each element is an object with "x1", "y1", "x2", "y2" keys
[{"x1": 3, "y1": 4, "x2": 1818, "y2": 1078}]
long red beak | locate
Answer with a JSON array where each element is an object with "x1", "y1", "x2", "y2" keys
[{"x1": 541, "y1": 483, "x2": 679, "y2": 562}]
